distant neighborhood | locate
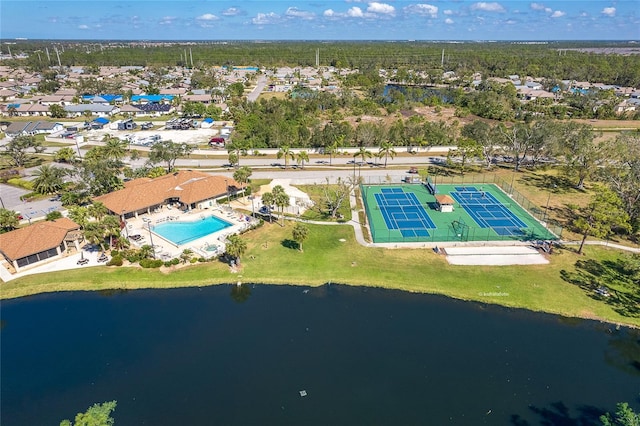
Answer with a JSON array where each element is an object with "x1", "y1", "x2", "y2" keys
[{"x1": 1, "y1": 62, "x2": 639, "y2": 130}]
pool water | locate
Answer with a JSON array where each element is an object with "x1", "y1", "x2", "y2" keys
[{"x1": 153, "y1": 216, "x2": 232, "y2": 245}]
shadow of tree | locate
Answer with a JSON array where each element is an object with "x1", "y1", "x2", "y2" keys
[
  {"x1": 604, "y1": 327, "x2": 640, "y2": 377},
  {"x1": 560, "y1": 254, "x2": 640, "y2": 317},
  {"x1": 519, "y1": 171, "x2": 583, "y2": 194},
  {"x1": 281, "y1": 239, "x2": 299, "y2": 250},
  {"x1": 510, "y1": 401, "x2": 604, "y2": 426}
]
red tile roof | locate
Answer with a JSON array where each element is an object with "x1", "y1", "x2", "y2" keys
[
  {"x1": 0, "y1": 218, "x2": 80, "y2": 261},
  {"x1": 94, "y1": 170, "x2": 245, "y2": 215}
]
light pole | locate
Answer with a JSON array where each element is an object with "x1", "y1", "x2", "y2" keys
[
  {"x1": 543, "y1": 185, "x2": 556, "y2": 223},
  {"x1": 248, "y1": 195, "x2": 255, "y2": 217},
  {"x1": 146, "y1": 222, "x2": 156, "y2": 258},
  {"x1": 224, "y1": 179, "x2": 230, "y2": 206},
  {"x1": 121, "y1": 210, "x2": 129, "y2": 238}
]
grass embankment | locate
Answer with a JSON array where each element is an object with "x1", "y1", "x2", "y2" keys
[{"x1": 1, "y1": 221, "x2": 638, "y2": 328}]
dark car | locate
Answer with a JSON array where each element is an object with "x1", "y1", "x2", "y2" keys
[{"x1": 258, "y1": 206, "x2": 271, "y2": 215}]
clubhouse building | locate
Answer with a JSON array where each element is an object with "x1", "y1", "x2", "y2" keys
[{"x1": 93, "y1": 170, "x2": 246, "y2": 218}]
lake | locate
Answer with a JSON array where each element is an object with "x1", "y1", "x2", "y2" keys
[{"x1": 2, "y1": 284, "x2": 638, "y2": 425}]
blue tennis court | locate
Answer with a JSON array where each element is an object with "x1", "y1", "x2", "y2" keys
[
  {"x1": 451, "y1": 186, "x2": 527, "y2": 236},
  {"x1": 374, "y1": 188, "x2": 435, "y2": 238}
]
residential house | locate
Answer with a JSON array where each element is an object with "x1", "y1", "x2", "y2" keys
[
  {"x1": 64, "y1": 104, "x2": 119, "y2": 117},
  {"x1": 5, "y1": 121, "x2": 64, "y2": 137}
]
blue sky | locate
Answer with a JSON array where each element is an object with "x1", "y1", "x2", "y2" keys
[{"x1": 1, "y1": 1, "x2": 638, "y2": 41}]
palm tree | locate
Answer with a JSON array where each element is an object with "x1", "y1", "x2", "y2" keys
[
  {"x1": 102, "y1": 136, "x2": 128, "y2": 162},
  {"x1": 225, "y1": 234, "x2": 247, "y2": 265},
  {"x1": 277, "y1": 145, "x2": 295, "y2": 169},
  {"x1": 292, "y1": 222, "x2": 309, "y2": 252},
  {"x1": 67, "y1": 206, "x2": 89, "y2": 228},
  {"x1": 0, "y1": 208, "x2": 19, "y2": 232},
  {"x1": 378, "y1": 142, "x2": 397, "y2": 168},
  {"x1": 180, "y1": 249, "x2": 194, "y2": 264},
  {"x1": 325, "y1": 139, "x2": 339, "y2": 166},
  {"x1": 88, "y1": 202, "x2": 109, "y2": 222},
  {"x1": 261, "y1": 191, "x2": 275, "y2": 223},
  {"x1": 32, "y1": 164, "x2": 66, "y2": 195},
  {"x1": 354, "y1": 146, "x2": 372, "y2": 165},
  {"x1": 272, "y1": 185, "x2": 290, "y2": 227},
  {"x1": 296, "y1": 150, "x2": 309, "y2": 169}
]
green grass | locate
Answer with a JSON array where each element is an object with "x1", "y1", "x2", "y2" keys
[{"x1": 1, "y1": 222, "x2": 638, "y2": 328}]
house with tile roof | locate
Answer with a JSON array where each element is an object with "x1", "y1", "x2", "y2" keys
[
  {"x1": 93, "y1": 170, "x2": 246, "y2": 218},
  {"x1": 0, "y1": 218, "x2": 81, "y2": 272}
]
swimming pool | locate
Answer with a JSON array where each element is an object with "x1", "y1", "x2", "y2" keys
[{"x1": 152, "y1": 216, "x2": 232, "y2": 245}]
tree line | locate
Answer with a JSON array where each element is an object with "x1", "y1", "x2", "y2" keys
[{"x1": 7, "y1": 41, "x2": 640, "y2": 88}]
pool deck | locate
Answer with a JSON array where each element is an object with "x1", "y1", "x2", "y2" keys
[{"x1": 125, "y1": 205, "x2": 257, "y2": 260}]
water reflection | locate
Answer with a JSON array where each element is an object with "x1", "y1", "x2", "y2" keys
[{"x1": 230, "y1": 283, "x2": 252, "y2": 303}]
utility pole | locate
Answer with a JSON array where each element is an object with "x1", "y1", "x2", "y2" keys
[
  {"x1": 441, "y1": 49, "x2": 444, "y2": 68},
  {"x1": 316, "y1": 48, "x2": 319, "y2": 67},
  {"x1": 190, "y1": 48, "x2": 194, "y2": 68},
  {"x1": 54, "y1": 46, "x2": 62, "y2": 68},
  {"x1": 45, "y1": 47, "x2": 51, "y2": 62}
]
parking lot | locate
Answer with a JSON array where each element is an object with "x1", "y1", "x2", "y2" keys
[{"x1": 0, "y1": 184, "x2": 63, "y2": 223}]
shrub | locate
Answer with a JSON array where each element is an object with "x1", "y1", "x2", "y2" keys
[
  {"x1": 106, "y1": 256, "x2": 123, "y2": 266},
  {"x1": 139, "y1": 258, "x2": 163, "y2": 268},
  {"x1": 7, "y1": 178, "x2": 34, "y2": 190},
  {"x1": 163, "y1": 261, "x2": 172, "y2": 267},
  {"x1": 170, "y1": 258, "x2": 180, "y2": 265},
  {"x1": 190, "y1": 258, "x2": 198, "y2": 264}
]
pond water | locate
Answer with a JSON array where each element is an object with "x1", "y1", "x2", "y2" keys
[{"x1": 2, "y1": 285, "x2": 638, "y2": 425}]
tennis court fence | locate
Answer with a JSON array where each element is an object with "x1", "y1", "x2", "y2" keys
[{"x1": 362, "y1": 173, "x2": 563, "y2": 240}]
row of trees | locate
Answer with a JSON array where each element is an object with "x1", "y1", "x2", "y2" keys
[{"x1": 451, "y1": 121, "x2": 640, "y2": 233}]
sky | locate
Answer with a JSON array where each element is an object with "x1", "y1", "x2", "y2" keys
[{"x1": 1, "y1": 0, "x2": 639, "y2": 41}]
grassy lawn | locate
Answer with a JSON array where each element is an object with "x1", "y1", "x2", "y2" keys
[{"x1": 1, "y1": 221, "x2": 638, "y2": 328}]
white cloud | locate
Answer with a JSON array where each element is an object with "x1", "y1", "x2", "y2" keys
[
  {"x1": 505, "y1": 19, "x2": 517, "y2": 24},
  {"x1": 404, "y1": 4, "x2": 438, "y2": 18},
  {"x1": 347, "y1": 7, "x2": 364, "y2": 18},
  {"x1": 285, "y1": 7, "x2": 315, "y2": 20},
  {"x1": 601, "y1": 7, "x2": 616, "y2": 17},
  {"x1": 159, "y1": 16, "x2": 175, "y2": 25},
  {"x1": 196, "y1": 13, "x2": 218, "y2": 21},
  {"x1": 530, "y1": 3, "x2": 545, "y2": 11},
  {"x1": 550, "y1": 10, "x2": 565, "y2": 18},
  {"x1": 78, "y1": 24, "x2": 89, "y2": 30},
  {"x1": 444, "y1": 18, "x2": 454, "y2": 24},
  {"x1": 471, "y1": 2, "x2": 506, "y2": 13},
  {"x1": 443, "y1": 9, "x2": 454, "y2": 15},
  {"x1": 222, "y1": 7, "x2": 242, "y2": 16},
  {"x1": 367, "y1": 2, "x2": 395, "y2": 16},
  {"x1": 323, "y1": 9, "x2": 337, "y2": 17},
  {"x1": 252, "y1": 12, "x2": 280, "y2": 25}
]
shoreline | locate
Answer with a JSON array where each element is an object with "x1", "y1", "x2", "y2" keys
[
  {"x1": 1, "y1": 223, "x2": 638, "y2": 329},
  {"x1": 2, "y1": 271, "x2": 639, "y2": 330}
]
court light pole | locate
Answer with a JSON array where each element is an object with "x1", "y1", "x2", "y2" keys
[{"x1": 543, "y1": 185, "x2": 556, "y2": 223}]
